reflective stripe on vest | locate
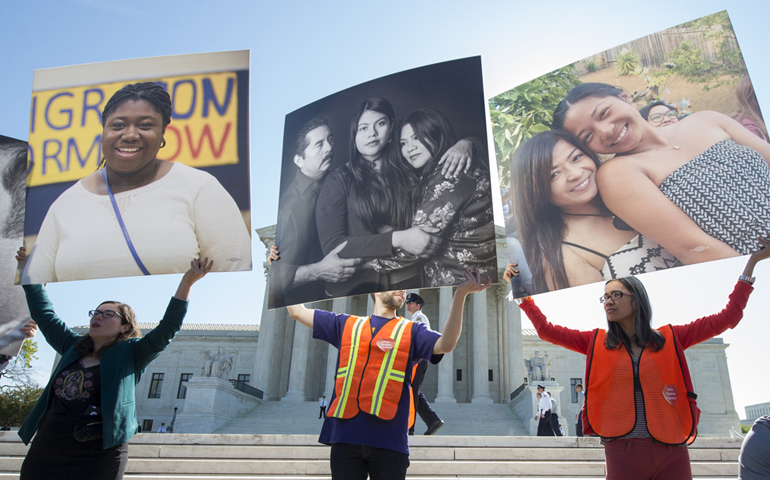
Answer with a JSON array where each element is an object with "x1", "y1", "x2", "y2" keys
[
  {"x1": 585, "y1": 327, "x2": 697, "y2": 445},
  {"x1": 328, "y1": 316, "x2": 413, "y2": 421}
]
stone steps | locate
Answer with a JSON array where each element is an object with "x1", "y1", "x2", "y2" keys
[
  {"x1": 215, "y1": 401, "x2": 531, "y2": 436},
  {"x1": 0, "y1": 432, "x2": 742, "y2": 478}
]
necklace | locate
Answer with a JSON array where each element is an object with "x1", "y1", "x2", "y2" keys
[
  {"x1": 562, "y1": 212, "x2": 634, "y2": 231},
  {"x1": 658, "y1": 128, "x2": 681, "y2": 151},
  {"x1": 562, "y1": 212, "x2": 609, "y2": 218}
]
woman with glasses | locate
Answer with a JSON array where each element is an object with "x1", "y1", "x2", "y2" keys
[
  {"x1": 552, "y1": 82, "x2": 770, "y2": 267},
  {"x1": 503, "y1": 236, "x2": 770, "y2": 480},
  {"x1": 639, "y1": 101, "x2": 680, "y2": 127},
  {"x1": 15, "y1": 247, "x2": 212, "y2": 480}
]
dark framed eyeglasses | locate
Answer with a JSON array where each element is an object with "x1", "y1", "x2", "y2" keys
[
  {"x1": 88, "y1": 309, "x2": 124, "y2": 320},
  {"x1": 648, "y1": 110, "x2": 678, "y2": 123},
  {"x1": 599, "y1": 291, "x2": 635, "y2": 303}
]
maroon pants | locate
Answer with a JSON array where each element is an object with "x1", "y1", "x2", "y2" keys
[{"x1": 604, "y1": 438, "x2": 692, "y2": 480}]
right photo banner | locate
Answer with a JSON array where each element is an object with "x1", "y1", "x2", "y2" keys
[{"x1": 490, "y1": 10, "x2": 770, "y2": 298}]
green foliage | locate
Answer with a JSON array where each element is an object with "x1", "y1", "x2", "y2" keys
[
  {"x1": 741, "y1": 424, "x2": 751, "y2": 434},
  {"x1": 0, "y1": 384, "x2": 43, "y2": 427},
  {"x1": 585, "y1": 59, "x2": 598, "y2": 73},
  {"x1": 634, "y1": 66, "x2": 673, "y2": 100},
  {"x1": 616, "y1": 49, "x2": 640, "y2": 76},
  {"x1": 668, "y1": 11, "x2": 746, "y2": 90},
  {"x1": 0, "y1": 340, "x2": 39, "y2": 389},
  {"x1": 488, "y1": 65, "x2": 581, "y2": 188}
]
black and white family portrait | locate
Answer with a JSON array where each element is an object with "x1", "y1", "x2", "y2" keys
[{"x1": 270, "y1": 57, "x2": 497, "y2": 309}]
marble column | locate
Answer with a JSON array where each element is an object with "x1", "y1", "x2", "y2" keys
[
  {"x1": 434, "y1": 287, "x2": 456, "y2": 403},
  {"x1": 507, "y1": 285, "x2": 526, "y2": 398},
  {"x1": 284, "y1": 318, "x2": 311, "y2": 401},
  {"x1": 324, "y1": 297, "x2": 352, "y2": 397},
  {"x1": 471, "y1": 289, "x2": 493, "y2": 403},
  {"x1": 253, "y1": 227, "x2": 277, "y2": 397}
]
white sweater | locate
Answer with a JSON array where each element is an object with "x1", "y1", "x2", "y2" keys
[{"x1": 23, "y1": 163, "x2": 251, "y2": 283}]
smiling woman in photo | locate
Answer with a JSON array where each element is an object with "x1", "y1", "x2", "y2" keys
[
  {"x1": 510, "y1": 129, "x2": 679, "y2": 294},
  {"x1": 552, "y1": 82, "x2": 770, "y2": 266},
  {"x1": 22, "y1": 82, "x2": 251, "y2": 284}
]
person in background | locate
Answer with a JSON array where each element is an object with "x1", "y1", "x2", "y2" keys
[
  {"x1": 740, "y1": 416, "x2": 770, "y2": 479},
  {"x1": 732, "y1": 76, "x2": 769, "y2": 142},
  {"x1": 548, "y1": 391, "x2": 563, "y2": 436},
  {"x1": 156, "y1": 423, "x2": 166, "y2": 433},
  {"x1": 405, "y1": 292, "x2": 443, "y2": 436},
  {"x1": 639, "y1": 100, "x2": 679, "y2": 127},
  {"x1": 575, "y1": 383, "x2": 585, "y2": 437},
  {"x1": 535, "y1": 385, "x2": 554, "y2": 436},
  {"x1": 319, "y1": 395, "x2": 328, "y2": 419}
]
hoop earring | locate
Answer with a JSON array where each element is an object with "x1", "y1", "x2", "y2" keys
[{"x1": 160, "y1": 139, "x2": 166, "y2": 149}]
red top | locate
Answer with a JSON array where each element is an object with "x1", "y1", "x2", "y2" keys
[{"x1": 519, "y1": 280, "x2": 753, "y2": 355}]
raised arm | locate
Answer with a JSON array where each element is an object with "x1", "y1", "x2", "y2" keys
[
  {"x1": 673, "y1": 236, "x2": 770, "y2": 349},
  {"x1": 136, "y1": 258, "x2": 212, "y2": 368},
  {"x1": 503, "y1": 263, "x2": 593, "y2": 354},
  {"x1": 433, "y1": 268, "x2": 491, "y2": 354},
  {"x1": 596, "y1": 159, "x2": 739, "y2": 265},
  {"x1": 286, "y1": 303, "x2": 315, "y2": 329},
  {"x1": 174, "y1": 258, "x2": 213, "y2": 301},
  {"x1": 16, "y1": 247, "x2": 80, "y2": 354}
]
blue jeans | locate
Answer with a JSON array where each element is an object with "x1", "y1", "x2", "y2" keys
[{"x1": 330, "y1": 443, "x2": 410, "y2": 480}]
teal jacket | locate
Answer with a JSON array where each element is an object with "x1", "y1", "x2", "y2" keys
[{"x1": 19, "y1": 284, "x2": 188, "y2": 449}]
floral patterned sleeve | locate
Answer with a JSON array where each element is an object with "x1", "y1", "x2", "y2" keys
[{"x1": 367, "y1": 163, "x2": 495, "y2": 288}]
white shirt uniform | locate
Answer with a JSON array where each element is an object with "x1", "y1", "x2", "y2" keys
[{"x1": 537, "y1": 392, "x2": 551, "y2": 417}]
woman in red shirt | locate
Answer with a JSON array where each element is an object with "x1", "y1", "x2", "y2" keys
[{"x1": 504, "y1": 237, "x2": 770, "y2": 480}]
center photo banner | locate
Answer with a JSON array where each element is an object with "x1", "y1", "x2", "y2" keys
[
  {"x1": 20, "y1": 50, "x2": 253, "y2": 285},
  {"x1": 270, "y1": 56, "x2": 497, "y2": 309}
]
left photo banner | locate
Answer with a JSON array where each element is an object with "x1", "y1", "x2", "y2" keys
[{"x1": 19, "y1": 50, "x2": 252, "y2": 284}]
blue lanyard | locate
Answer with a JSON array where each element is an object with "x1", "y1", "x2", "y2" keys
[{"x1": 101, "y1": 168, "x2": 151, "y2": 275}]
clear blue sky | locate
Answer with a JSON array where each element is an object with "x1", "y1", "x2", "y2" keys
[{"x1": 1, "y1": 0, "x2": 768, "y2": 418}]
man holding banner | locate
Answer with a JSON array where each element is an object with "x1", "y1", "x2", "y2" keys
[{"x1": 285, "y1": 268, "x2": 490, "y2": 479}]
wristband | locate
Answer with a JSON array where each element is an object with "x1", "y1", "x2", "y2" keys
[{"x1": 739, "y1": 274, "x2": 755, "y2": 285}]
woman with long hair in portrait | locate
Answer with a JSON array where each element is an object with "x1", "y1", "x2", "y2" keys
[
  {"x1": 511, "y1": 130, "x2": 680, "y2": 295},
  {"x1": 316, "y1": 98, "x2": 473, "y2": 295}
]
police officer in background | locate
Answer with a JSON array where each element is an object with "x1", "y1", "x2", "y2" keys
[{"x1": 405, "y1": 293, "x2": 443, "y2": 436}]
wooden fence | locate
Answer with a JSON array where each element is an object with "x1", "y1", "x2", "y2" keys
[{"x1": 577, "y1": 25, "x2": 740, "y2": 73}]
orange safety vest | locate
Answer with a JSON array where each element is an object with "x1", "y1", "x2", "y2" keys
[
  {"x1": 584, "y1": 326, "x2": 700, "y2": 445},
  {"x1": 328, "y1": 315, "x2": 414, "y2": 421}
]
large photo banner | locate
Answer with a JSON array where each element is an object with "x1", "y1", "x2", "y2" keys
[
  {"x1": 0, "y1": 136, "x2": 31, "y2": 356},
  {"x1": 20, "y1": 50, "x2": 252, "y2": 284},
  {"x1": 270, "y1": 56, "x2": 497, "y2": 309},
  {"x1": 490, "y1": 11, "x2": 770, "y2": 298}
]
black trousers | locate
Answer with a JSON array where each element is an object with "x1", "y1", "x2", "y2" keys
[
  {"x1": 550, "y1": 411, "x2": 563, "y2": 436},
  {"x1": 576, "y1": 414, "x2": 584, "y2": 437},
  {"x1": 330, "y1": 443, "x2": 409, "y2": 480},
  {"x1": 408, "y1": 361, "x2": 440, "y2": 434},
  {"x1": 537, "y1": 411, "x2": 555, "y2": 436}
]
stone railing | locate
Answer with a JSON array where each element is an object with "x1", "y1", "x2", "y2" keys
[{"x1": 230, "y1": 379, "x2": 264, "y2": 399}]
